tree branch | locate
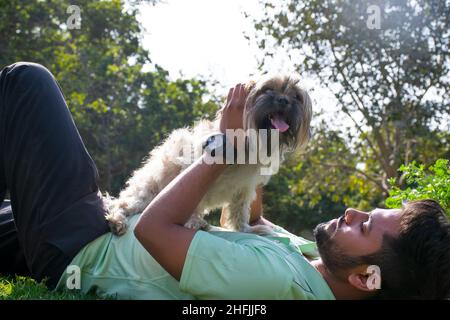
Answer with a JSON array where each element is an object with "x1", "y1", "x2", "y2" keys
[{"x1": 313, "y1": 160, "x2": 388, "y2": 194}]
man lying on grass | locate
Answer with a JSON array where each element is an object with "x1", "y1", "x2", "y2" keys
[{"x1": 0, "y1": 62, "x2": 449, "y2": 300}]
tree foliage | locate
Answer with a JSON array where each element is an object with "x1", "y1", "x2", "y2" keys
[
  {"x1": 0, "y1": 0, "x2": 218, "y2": 193},
  {"x1": 252, "y1": 0, "x2": 449, "y2": 208},
  {"x1": 386, "y1": 159, "x2": 450, "y2": 215}
]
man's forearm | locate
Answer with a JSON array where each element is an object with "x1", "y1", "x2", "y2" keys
[
  {"x1": 138, "y1": 156, "x2": 226, "y2": 227},
  {"x1": 249, "y1": 185, "x2": 263, "y2": 224}
]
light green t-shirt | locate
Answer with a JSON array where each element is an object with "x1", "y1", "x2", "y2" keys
[{"x1": 56, "y1": 215, "x2": 335, "y2": 300}]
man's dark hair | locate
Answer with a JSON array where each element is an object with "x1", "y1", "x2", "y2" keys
[{"x1": 364, "y1": 199, "x2": 450, "y2": 299}]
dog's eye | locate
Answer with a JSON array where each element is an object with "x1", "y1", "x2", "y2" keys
[{"x1": 295, "y1": 94, "x2": 304, "y2": 103}]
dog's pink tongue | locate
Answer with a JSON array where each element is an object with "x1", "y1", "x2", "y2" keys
[{"x1": 270, "y1": 117, "x2": 289, "y2": 133}]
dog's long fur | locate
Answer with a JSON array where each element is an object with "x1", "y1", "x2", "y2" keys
[{"x1": 105, "y1": 75, "x2": 312, "y2": 235}]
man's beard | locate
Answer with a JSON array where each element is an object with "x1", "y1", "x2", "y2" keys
[{"x1": 313, "y1": 219, "x2": 361, "y2": 274}]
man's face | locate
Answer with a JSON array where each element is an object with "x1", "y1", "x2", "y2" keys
[{"x1": 314, "y1": 207, "x2": 402, "y2": 273}]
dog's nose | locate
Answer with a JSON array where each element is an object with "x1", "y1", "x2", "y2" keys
[{"x1": 276, "y1": 96, "x2": 289, "y2": 106}]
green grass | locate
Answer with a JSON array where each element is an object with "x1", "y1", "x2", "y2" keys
[{"x1": 0, "y1": 276, "x2": 101, "y2": 300}]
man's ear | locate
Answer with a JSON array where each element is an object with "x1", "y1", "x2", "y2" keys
[{"x1": 348, "y1": 270, "x2": 378, "y2": 292}]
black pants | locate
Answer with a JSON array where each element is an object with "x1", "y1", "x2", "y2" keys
[{"x1": 0, "y1": 62, "x2": 109, "y2": 289}]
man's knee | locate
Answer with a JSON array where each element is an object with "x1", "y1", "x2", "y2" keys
[{"x1": 1, "y1": 61, "x2": 55, "y2": 90}]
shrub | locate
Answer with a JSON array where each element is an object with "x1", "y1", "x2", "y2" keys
[{"x1": 386, "y1": 159, "x2": 449, "y2": 216}]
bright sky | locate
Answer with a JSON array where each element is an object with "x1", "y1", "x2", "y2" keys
[
  {"x1": 139, "y1": 1, "x2": 280, "y2": 84},
  {"x1": 136, "y1": 0, "x2": 448, "y2": 131},
  {"x1": 139, "y1": 0, "x2": 257, "y2": 85},
  {"x1": 137, "y1": 0, "x2": 339, "y2": 124}
]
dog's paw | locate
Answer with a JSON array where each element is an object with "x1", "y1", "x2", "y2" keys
[
  {"x1": 106, "y1": 214, "x2": 129, "y2": 236},
  {"x1": 241, "y1": 224, "x2": 275, "y2": 235},
  {"x1": 185, "y1": 216, "x2": 210, "y2": 231},
  {"x1": 110, "y1": 219, "x2": 129, "y2": 236},
  {"x1": 198, "y1": 221, "x2": 211, "y2": 231}
]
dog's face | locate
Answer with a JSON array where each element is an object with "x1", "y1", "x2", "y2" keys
[{"x1": 244, "y1": 75, "x2": 312, "y2": 152}]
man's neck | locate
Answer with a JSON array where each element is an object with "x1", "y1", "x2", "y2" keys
[{"x1": 310, "y1": 259, "x2": 369, "y2": 300}]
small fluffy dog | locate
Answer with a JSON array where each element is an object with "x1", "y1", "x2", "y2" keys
[{"x1": 106, "y1": 75, "x2": 312, "y2": 235}]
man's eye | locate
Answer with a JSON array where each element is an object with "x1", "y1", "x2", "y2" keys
[{"x1": 360, "y1": 222, "x2": 365, "y2": 234}]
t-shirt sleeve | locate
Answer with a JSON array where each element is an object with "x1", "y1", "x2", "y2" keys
[{"x1": 179, "y1": 231, "x2": 292, "y2": 299}]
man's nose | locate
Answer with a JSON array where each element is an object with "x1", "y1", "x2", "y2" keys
[{"x1": 344, "y1": 208, "x2": 366, "y2": 225}]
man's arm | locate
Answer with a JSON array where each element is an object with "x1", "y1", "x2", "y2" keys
[
  {"x1": 134, "y1": 83, "x2": 247, "y2": 281},
  {"x1": 134, "y1": 157, "x2": 226, "y2": 280},
  {"x1": 249, "y1": 185, "x2": 264, "y2": 224}
]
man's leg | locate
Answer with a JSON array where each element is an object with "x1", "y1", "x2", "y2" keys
[
  {"x1": 0, "y1": 201, "x2": 30, "y2": 276},
  {"x1": 0, "y1": 141, "x2": 5, "y2": 206},
  {"x1": 0, "y1": 118, "x2": 25, "y2": 276},
  {"x1": 0, "y1": 62, "x2": 109, "y2": 288}
]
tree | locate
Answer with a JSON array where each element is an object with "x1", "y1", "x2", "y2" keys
[
  {"x1": 262, "y1": 152, "x2": 348, "y2": 236},
  {"x1": 0, "y1": 0, "x2": 218, "y2": 193},
  {"x1": 252, "y1": 0, "x2": 449, "y2": 207}
]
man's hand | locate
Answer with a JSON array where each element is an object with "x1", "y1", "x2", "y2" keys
[{"x1": 219, "y1": 83, "x2": 248, "y2": 133}]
